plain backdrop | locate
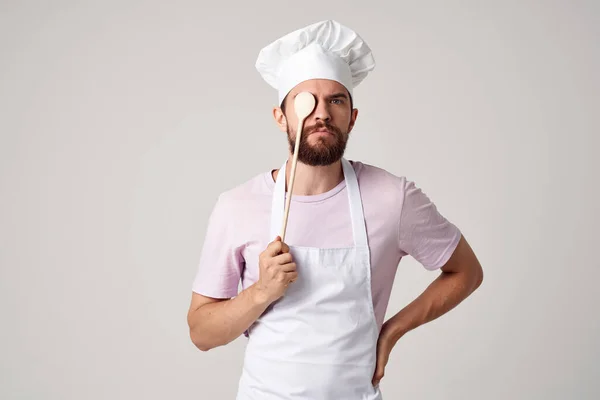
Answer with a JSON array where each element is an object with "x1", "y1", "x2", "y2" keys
[{"x1": 1, "y1": 1, "x2": 598, "y2": 399}]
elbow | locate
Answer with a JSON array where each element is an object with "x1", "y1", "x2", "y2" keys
[
  {"x1": 472, "y1": 266, "x2": 484, "y2": 292},
  {"x1": 193, "y1": 336, "x2": 211, "y2": 352},
  {"x1": 187, "y1": 316, "x2": 217, "y2": 352},
  {"x1": 197, "y1": 344, "x2": 212, "y2": 352},
  {"x1": 187, "y1": 308, "x2": 217, "y2": 352},
  {"x1": 189, "y1": 322, "x2": 230, "y2": 352},
  {"x1": 189, "y1": 329, "x2": 216, "y2": 352}
]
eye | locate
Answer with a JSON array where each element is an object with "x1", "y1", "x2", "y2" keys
[{"x1": 330, "y1": 98, "x2": 344, "y2": 104}]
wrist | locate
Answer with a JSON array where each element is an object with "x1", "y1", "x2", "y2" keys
[
  {"x1": 249, "y1": 283, "x2": 272, "y2": 307},
  {"x1": 382, "y1": 318, "x2": 409, "y2": 343}
]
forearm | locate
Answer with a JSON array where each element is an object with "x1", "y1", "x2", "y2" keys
[
  {"x1": 384, "y1": 270, "x2": 480, "y2": 342},
  {"x1": 188, "y1": 284, "x2": 271, "y2": 351}
]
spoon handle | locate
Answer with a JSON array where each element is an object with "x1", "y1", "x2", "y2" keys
[{"x1": 280, "y1": 118, "x2": 305, "y2": 242}]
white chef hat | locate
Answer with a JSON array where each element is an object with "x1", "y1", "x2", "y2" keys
[{"x1": 255, "y1": 20, "x2": 376, "y2": 106}]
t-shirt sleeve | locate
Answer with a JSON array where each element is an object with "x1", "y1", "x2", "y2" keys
[
  {"x1": 191, "y1": 194, "x2": 244, "y2": 298},
  {"x1": 398, "y1": 179, "x2": 462, "y2": 270}
]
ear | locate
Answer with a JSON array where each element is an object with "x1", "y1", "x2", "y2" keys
[
  {"x1": 347, "y1": 108, "x2": 359, "y2": 133},
  {"x1": 273, "y1": 106, "x2": 288, "y2": 133}
]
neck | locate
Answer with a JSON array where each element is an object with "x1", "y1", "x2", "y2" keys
[{"x1": 273, "y1": 157, "x2": 344, "y2": 196}]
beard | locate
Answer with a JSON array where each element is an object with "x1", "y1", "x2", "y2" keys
[{"x1": 287, "y1": 120, "x2": 349, "y2": 166}]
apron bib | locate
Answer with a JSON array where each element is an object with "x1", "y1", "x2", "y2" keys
[{"x1": 236, "y1": 158, "x2": 382, "y2": 400}]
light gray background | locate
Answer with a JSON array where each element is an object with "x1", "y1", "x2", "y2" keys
[{"x1": 1, "y1": 1, "x2": 598, "y2": 399}]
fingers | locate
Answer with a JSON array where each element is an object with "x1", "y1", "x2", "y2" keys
[
  {"x1": 372, "y1": 367, "x2": 384, "y2": 386},
  {"x1": 263, "y1": 240, "x2": 283, "y2": 257},
  {"x1": 263, "y1": 236, "x2": 290, "y2": 257},
  {"x1": 277, "y1": 262, "x2": 297, "y2": 273},
  {"x1": 272, "y1": 251, "x2": 293, "y2": 265},
  {"x1": 256, "y1": 237, "x2": 297, "y2": 302},
  {"x1": 285, "y1": 271, "x2": 298, "y2": 282},
  {"x1": 281, "y1": 273, "x2": 298, "y2": 288},
  {"x1": 259, "y1": 245, "x2": 296, "y2": 273}
]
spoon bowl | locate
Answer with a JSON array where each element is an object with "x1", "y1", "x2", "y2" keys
[{"x1": 294, "y1": 91, "x2": 316, "y2": 120}]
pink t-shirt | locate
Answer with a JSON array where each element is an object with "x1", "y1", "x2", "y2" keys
[{"x1": 192, "y1": 160, "x2": 461, "y2": 332}]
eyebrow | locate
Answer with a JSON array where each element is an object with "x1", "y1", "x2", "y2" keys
[
  {"x1": 292, "y1": 92, "x2": 349, "y2": 101},
  {"x1": 327, "y1": 92, "x2": 349, "y2": 100}
]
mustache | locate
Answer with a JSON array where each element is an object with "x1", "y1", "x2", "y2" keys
[{"x1": 302, "y1": 121, "x2": 341, "y2": 135}]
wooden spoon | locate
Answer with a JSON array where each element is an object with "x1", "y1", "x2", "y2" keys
[{"x1": 280, "y1": 91, "x2": 315, "y2": 242}]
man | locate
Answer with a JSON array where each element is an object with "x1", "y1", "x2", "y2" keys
[{"x1": 187, "y1": 20, "x2": 483, "y2": 399}]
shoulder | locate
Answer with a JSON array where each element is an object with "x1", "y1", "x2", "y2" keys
[
  {"x1": 350, "y1": 159, "x2": 408, "y2": 194},
  {"x1": 349, "y1": 159, "x2": 440, "y2": 218},
  {"x1": 211, "y1": 170, "x2": 272, "y2": 214},
  {"x1": 348, "y1": 159, "x2": 413, "y2": 224}
]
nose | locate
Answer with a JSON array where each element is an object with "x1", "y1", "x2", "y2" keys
[{"x1": 312, "y1": 98, "x2": 331, "y2": 122}]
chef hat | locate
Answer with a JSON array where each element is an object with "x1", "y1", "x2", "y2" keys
[{"x1": 255, "y1": 20, "x2": 376, "y2": 106}]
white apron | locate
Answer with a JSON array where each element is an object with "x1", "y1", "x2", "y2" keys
[{"x1": 236, "y1": 157, "x2": 383, "y2": 400}]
